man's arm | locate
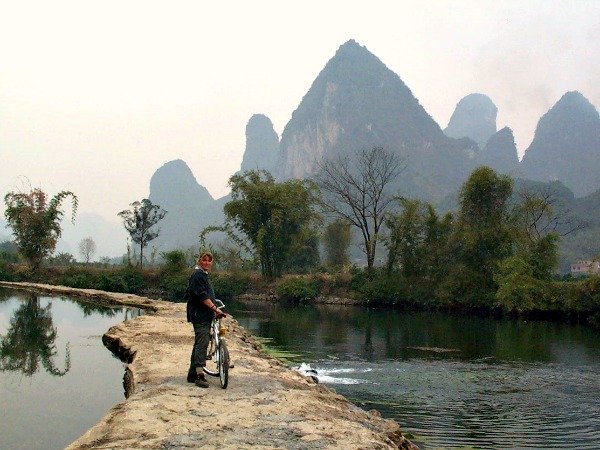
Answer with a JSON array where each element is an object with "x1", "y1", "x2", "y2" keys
[{"x1": 201, "y1": 298, "x2": 220, "y2": 314}]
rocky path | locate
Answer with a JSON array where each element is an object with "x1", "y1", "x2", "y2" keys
[{"x1": 1, "y1": 282, "x2": 417, "y2": 449}]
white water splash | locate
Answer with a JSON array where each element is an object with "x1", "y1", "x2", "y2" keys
[{"x1": 294, "y1": 363, "x2": 371, "y2": 385}]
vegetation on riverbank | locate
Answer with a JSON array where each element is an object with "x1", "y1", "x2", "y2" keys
[
  {"x1": 3, "y1": 163, "x2": 600, "y2": 328},
  {"x1": 1, "y1": 259, "x2": 599, "y2": 328}
]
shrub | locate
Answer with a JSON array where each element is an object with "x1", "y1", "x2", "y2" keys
[
  {"x1": 58, "y1": 267, "x2": 98, "y2": 289},
  {"x1": 97, "y1": 273, "x2": 129, "y2": 293},
  {"x1": 0, "y1": 263, "x2": 13, "y2": 281},
  {"x1": 161, "y1": 250, "x2": 188, "y2": 274},
  {"x1": 95, "y1": 266, "x2": 145, "y2": 293},
  {"x1": 118, "y1": 265, "x2": 145, "y2": 293},
  {"x1": 159, "y1": 250, "x2": 190, "y2": 301},
  {"x1": 161, "y1": 273, "x2": 189, "y2": 301},
  {"x1": 212, "y1": 272, "x2": 251, "y2": 300},
  {"x1": 275, "y1": 276, "x2": 320, "y2": 303},
  {"x1": 348, "y1": 268, "x2": 435, "y2": 307}
]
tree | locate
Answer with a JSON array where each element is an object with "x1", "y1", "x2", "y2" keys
[
  {"x1": 384, "y1": 198, "x2": 425, "y2": 276},
  {"x1": 514, "y1": 187, "x2": 582, "y2": 243},
  {"x1": 4, "y1": 189, "x2": 77, "y2": 270},
  {"x1": 445, "y1": 166, "x2": 514, "y2": 305},
  {"x1": 284, "y1": 227, "x2": 321, "y2": 273},
  {"x1": 316, "y1": 146, "x2": 404, "y2": 272},
  {"x1": 223, "y1": 170, "x2": 319, "y2": 278},
  {"x1": 384, "y1": 199, "x2": 453, "y2": 295},
  {"x1": 78, "y1": 237, "x2": 97, "y2": 263},
  {"x1": 118, "y1": 199, "x2": 167, "y2": 268},
  {"x1": 323, "y1": 220, "x2": 352, "y2": 268},
  {"x1": 421, "y1": 205, "x2": 454, "y2": 284}
]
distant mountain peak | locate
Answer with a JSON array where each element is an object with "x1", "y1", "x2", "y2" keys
[
  {"x1": 148, "y1": 159, "x2": 218, "y2": 250},
  {"x1": 479, "y1": 126, "x2": 518, "y2": 174},
  {"x1": 520, "y1": 91, "x2": 600, "y2": 196},
  {"x1": 239, "y1": 114, "x2": 279, "y2": 174},
  {"x1": 276, "y1": 39, "x2": 462, "y2": 189},
  {"x1": 444, "y1": 93, "x2": 498, "y2": 149}
]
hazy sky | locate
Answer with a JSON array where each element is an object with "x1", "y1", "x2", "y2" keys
[{"x1": 1, "y1": 0, "x2": 599, "y2": 226}]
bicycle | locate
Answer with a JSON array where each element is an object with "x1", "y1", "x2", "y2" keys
[{"x1": 202, "y1": 299, "x2": 230, "y2": 389}]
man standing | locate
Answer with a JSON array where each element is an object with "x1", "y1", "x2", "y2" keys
[{"x1": 186, "y1": 251, "x2": 225, "y2": 388}]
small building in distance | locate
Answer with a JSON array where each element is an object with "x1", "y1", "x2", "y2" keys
[{"x1": 570, "y1": 260, "x2": 600, "y2": 277}]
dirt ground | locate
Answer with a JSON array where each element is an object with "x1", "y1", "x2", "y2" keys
[{"x1": 1, "y1": 282, "x2": 417, "y2": 449}]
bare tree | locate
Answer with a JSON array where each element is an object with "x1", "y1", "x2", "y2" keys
[
  {"x1": 78, "y1": 237, "x2": 97, "y2": 263},
  {"x1": 315, "y1": 146, "x2": 405, "y2": 271},
  {"x1": 515, "y1": 188, "x2": 584, "y2": 243}
]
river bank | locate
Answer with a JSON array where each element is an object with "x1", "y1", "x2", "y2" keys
[{"x1": 0, "y1": 281, "x2": 417, "y2": 449}]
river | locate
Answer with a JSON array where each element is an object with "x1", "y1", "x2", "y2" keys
[
  {"x1": 0, "y1": 288, "x2": 140, "y2": 450},
  {"x1": 227, "y1": 299, "x2": 600, "y2": 449}
]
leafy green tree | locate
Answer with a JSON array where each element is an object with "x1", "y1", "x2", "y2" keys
[
  {"x1": 316, "y1": 146, "x2": 404, "y2": 272},
  {"x1": 494, "y1": 189, "x2": 564, "y2": 312},
  {"x1": 323, "y1": 220, "x2": 352, "y2": 268},
  {"x1": 421, "y1": 205, "x2": 454, "y2": 284},
  {"x1": 494, "y1": 254, "x2": 550, "y2": 312},
  {"x1": 4, "y1": 189, "x2": 77, "y2": 270},
  {"x1": 384, "y1": 200, "x2": 453, "y2": 282},
  {"x1": 384, "y1": 198, "x2": 425, "y2": 276},
  {"x1": 224, "y1": 170, "x2": 319, "y2": 278},
  {"x1": 118, "y1": 199, "x2": 167, "y2": 268},
  {"x1": 284, "y1": 228, "x2": 321, "y2": 273},
  {"x1": 445, "y1": 167, "x2": 514, "y2": 305}
]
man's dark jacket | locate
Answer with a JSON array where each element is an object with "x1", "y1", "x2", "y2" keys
[{"x1": 186, "y1": 267, "x2": 215, "y2": 324}]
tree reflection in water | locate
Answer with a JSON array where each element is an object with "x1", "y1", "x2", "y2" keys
[
  {"x1": 0, "y1": 291, "x2": 70, "y2": 376},
  {"x1": 60, "y1": 296, "x2": 142, "y2": 321},
  {"x1": 61, "y1": 296, "x2": 118, "y2": 318}
]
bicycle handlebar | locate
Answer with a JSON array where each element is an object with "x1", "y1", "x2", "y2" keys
[{"x1": 214, "y1": 298, "x2": 225, "y2": 309}]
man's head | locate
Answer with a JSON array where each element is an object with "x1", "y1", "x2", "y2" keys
[{"x1": 197, "y1": 251, "x2": 213, "y2": 272}]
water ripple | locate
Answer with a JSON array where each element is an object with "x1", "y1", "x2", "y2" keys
[{"x1": 317, "y1": 359, "x2": 600, "y2": 449}]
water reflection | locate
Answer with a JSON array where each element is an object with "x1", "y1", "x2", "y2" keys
[
  {"x1": 0, "y1": 291, "x2": 70, "y2": 376},
  {"x1": 228, "y1": 300, "x2": 600, "y2": 449},
  {"x1": 232, "y1": 302, "x2": 600, "y2": 364},
  {"x1": 0, "y1": 287, "x2": 145, "y2": 450},
  {"x1": 62, "y1": 296, "x2": 119, "y2": 317},
  {"x1": 0, "y1": 291, "x2": 143, "y2": 378}
]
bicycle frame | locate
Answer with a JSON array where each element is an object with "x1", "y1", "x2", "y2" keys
[{"x1": 203, "y1": 299, "x2": 229, "y2": 388}]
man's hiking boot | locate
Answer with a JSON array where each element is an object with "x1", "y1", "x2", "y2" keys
[
  {"x1": 187, "y1": 371, "x2": 196, "y2": 383},
  {"x1": 195, "y1": 373, "x2": 209, "y2": 388}
]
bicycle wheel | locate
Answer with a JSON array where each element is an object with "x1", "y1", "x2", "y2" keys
[
  {"x1": 203, "y1": 336, "x2": 220, "y2": 377},
  {"x1": 218, "y1": 340, "x2": 229, "y2": 389}
]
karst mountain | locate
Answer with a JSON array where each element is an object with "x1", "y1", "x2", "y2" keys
[
  {"x1": 520, "y1": 91, "x2": 600, "y2": 197},
  {"x1": 274, "y1": 39, "x2": 478, "y2": 200},
  {"x1": 145, "y1": 40, "x2": 599, "y2": 258}
]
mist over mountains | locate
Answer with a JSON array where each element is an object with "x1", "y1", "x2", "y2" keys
[
  {"x1": 4, "y1": 40, "x2": 596, "y2": 265},
  {"x1": 146, "y1": 40, "x2": 599, "y2": 264},
  {"x1": 520, "y1": 91, "x2": 600, "y2": 197},
  {"x1": 274, "y1": 40, "x2": 478, "y2": 201},
  {"x1": 444, "y1": 93, "x2": 498, "y2": 150}
]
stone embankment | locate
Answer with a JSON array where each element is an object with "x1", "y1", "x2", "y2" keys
[{"x1": 1, "y1": 282, "x2": 417, "y2": 449}]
